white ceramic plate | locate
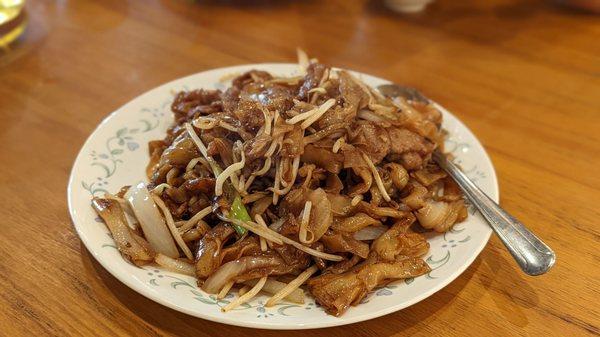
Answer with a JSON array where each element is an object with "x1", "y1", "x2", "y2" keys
[{"x1": 68, "y1": 63, "x2": 498, "y2": 330}]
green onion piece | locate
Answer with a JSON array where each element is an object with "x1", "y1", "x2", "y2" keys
[{"x1": 230, "y1": 195, "x2": 250, "y2": 236}]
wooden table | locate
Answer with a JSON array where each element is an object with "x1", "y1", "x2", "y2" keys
[{"x1": 1, "y1": 0, "x2": 598, "y2": 336}]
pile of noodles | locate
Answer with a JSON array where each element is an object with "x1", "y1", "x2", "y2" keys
[{"x1": 92, "y1": 51, "x2": 468, "y2": 316}]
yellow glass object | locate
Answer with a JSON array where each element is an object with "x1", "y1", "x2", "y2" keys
[{"x1": 0, "y1": 0, "x2": 26, "y2": 49}]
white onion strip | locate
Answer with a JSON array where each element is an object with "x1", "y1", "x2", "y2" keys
[
  {"x1": 361, "y1": 153, "x2": 392, "y2": 202},
  {"x1": 215, "y1": 149, "x2": 245, "y2": 197},
  {"x1": 125, "y1": 183, "x2": 179, "y2": 258},
  {"x1": 222, "y1": 277, "x2": 267, "y2": 312},
  {"x1": 155, "y1": 253, "x2": 195, "y2": 276},
  {"x1": 298, "y1": 201, "x2": 313, "y2": 244},
  {"x1": 179, "y1": 205, "x2": 212, "y2": 233},
  {"x1": 265, "y1": 265, "x2": 317, "y2": 307},
  {"x1": 152, "y1": 195, "x2": 194, "y2": 260}
]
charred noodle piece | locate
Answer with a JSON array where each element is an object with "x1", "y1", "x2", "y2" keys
[
  {"x1": 92, "y1": 198, "x2": 155, "y2": 265},
  {"x1": 307, "y1": 258, "x2": 430, "y2": 316}
]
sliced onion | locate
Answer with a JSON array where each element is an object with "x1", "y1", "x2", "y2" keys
[
  {"x1": 155, "y1": 253, "x2": 195, "y2": 276},
  {"x1": 203, "y1": 260, "x2": 246, "y2": 294},
  {"x1": 125, "y1": 182, "x2": 179, "y2": 258},
  {"x1": 354, "y1": 225, "x2": 388, "y2": 241}
]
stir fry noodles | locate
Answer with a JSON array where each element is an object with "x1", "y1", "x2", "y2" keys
[{"x1": 92, "y1": 52, "x2": 468, "y2": 316}]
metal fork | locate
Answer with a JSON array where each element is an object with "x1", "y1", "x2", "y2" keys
[{"x1": 378, "y1": 83, "x2": 556, "y2": 275}]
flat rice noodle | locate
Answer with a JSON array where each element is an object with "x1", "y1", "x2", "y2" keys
[
  {"x1": 250, "y1": 196, "x2": 272, "y2": 218},
  {"x1": 280, "y1": 125, "x2": 305, "y2": 158},
  {"x1": 147, "y1": 140, "x2": 166, "y2": 179},
  {"x1": 412, "y1": 165, "x2": 447, "y2": 187},
  {"x1": 356, "y1": 201, "x2": 407, "y2": 219},
  {"x1": 183, "y1": 177, "x2": 216, "y2": 195},
  {"x1": 272, "y1": 242, "x2": 311, "y2": 270},
  {"x1": 207, "y1": 138, "x2": 234, "y2": 167},
  {"x1": 324, "y1": 255, "x2": 362, "y2": 275},
  {"x1": 315, "y1": 71, "x2": 367, "y2": 129},
  {"x1": 298, "y1": 63, "x2": 326, "y2": 100},
  {"x1": 385, "y1": 163, "x2": 409, "y2": 191},
  {"x1": 331, "y1": 213, "x2": 380, "y2": 233},
  {"x1": 340, "y1": 144, "x2": 372, "y2": 196},
  {"x1": 307, "y1": 257, "x2": 430, "y2": 316},
  {"x1": 348, "y1": 167, "x2": 372, "y2": 197},
  {"x1": 221, "y1": 236, "x2": 262, "y2": 264},
  {"x1": 158, "y1": 134, "x2": 201, "y2": 167},
  {"x1": 438, "y1": 176, "x2": 463, "y2": 202},
  {"x1": 323, "y1": 173, "x2": 343, "y2": 194},
  {"x1": 301, "y1": 144, "x2": 343, "y2": 174},
  {"x1": 402, "y1": 181, "x2": 429, "y2": 210},
  {"x1": 279, "y1": 188, "x2": 309, "y2": 217},
  {"x1": 305, "y1": 188, "x2": 333, "y2": 243},
  {"x1": 92, "y1": 198, "x2": 155, "y2": 266},
  {"x1": 195, "y1": 223, "x2": 236, "y2": 279},
  {"x1": 244, "y1": 133, "x2": 272, "y2": 162},
  {"x1": 326, "y1": 194, "x2": 356, "y2": 217},
  {"x1": 320, "y1": 230, "x2": 370, "y2": 259},
  {"x1": 348, "y1": 121, "x2": 390, "y2": 164},
  {"x1": 371, "y1": 215, "x2": 429, "y2": 261}
]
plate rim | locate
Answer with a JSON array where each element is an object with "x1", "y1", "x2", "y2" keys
[{"x1": 67, "y1": 63, "x2": 499, "y2": 330}]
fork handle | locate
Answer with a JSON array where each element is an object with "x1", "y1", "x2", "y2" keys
[{"x1": 433, "y1": 151, "x2": 556, "y2": 275}]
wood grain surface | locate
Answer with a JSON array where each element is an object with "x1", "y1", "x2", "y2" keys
[{"x1": 1, "y1": 0, "x2": 599, "y2": 336}]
